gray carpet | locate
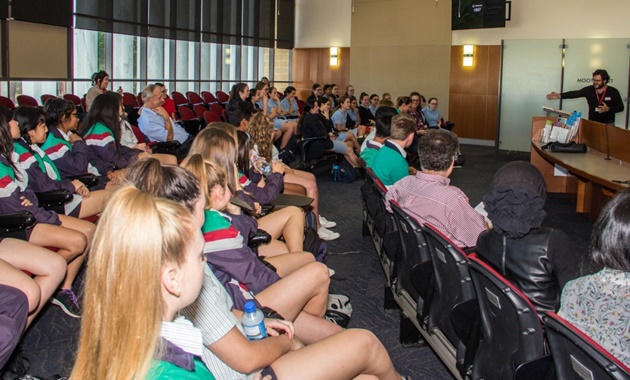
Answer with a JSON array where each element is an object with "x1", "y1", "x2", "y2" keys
[{"x1": 17, "y1": 144, "x2": 594, "y2": 379}]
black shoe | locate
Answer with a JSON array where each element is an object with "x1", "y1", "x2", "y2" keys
[{"x1": 51, "y1": 289, "x2": 81, "y2": 318}]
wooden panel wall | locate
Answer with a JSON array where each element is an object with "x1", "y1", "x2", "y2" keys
[
  {"x1": 292, "y1": 48, "x2": 351, "y2": 100},
  {"x1": 448, "y1": 45, "x2": 500, "y2": 141}
]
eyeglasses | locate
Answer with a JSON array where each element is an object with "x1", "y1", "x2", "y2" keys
[{"x1": 429, "y1": 102, "x2": 438, "y2": 105}]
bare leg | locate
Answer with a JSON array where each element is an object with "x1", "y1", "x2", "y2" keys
[
  {"x1": 292, "y1": 311, "x2": 342, "y2": 344},
  {"x1": 78, "y1": 189, "x2": 110, "y2": 218},
  {"x1": 255, "y1": 262, "x2": 329, "y2": 320},
  {"x1": 257, "y1": 206, "x2": 304, "y2": 252},
  {"x1": 0, "y1": 239, "x2": 66, "y2": 326},
  {"x1": 284, "y1": 170, "x2": 319, "y2": 226},
  {"x1": 270, "y1": 329, "x2": 401, "y2": 380},
  {"x1": 280, "y1": 122, "x2": 297, "y2": 150},
  {"x1": 149, "y1": 153, "x2": 178, "y2": 166},
  {"x1": 258, "y1": 239, "x2": 289, "y2": 257},
  {"x1": 356, "y1": 125, "x2": 367, "y2": 137},
  {"x1": 264, "y1": 252, "x2": 314, "y2": 277},
  {"x1": 0, "y1": 258, "x2": 40, "y2": 319}
]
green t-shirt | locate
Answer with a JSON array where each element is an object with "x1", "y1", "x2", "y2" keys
[{"x1": 146, "y1": 357, "x2": 216, "y2": 379}]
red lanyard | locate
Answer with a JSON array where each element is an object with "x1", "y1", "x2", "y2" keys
[{"x1": 595, "y1": 87, "x2": 608, "y2": 105}]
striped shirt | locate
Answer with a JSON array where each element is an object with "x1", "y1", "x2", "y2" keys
[{"x1": 385, "y1": 171, "x2": 486, "y2": 248}]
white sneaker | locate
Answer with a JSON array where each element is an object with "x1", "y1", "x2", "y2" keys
[
  {"x1": 319, "y1": 216, "x2": 337, "y2": 228},
  {"x1": 318, "y1": 226, "x2": 340, "y2": 241}
]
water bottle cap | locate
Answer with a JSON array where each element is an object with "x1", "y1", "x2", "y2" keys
[{"x1": 244, "y1": 300, "x2": 256, "y2": 313}]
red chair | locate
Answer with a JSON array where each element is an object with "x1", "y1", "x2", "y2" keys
[
  {"x1": 171, "y1": 91, "x2": 189, "y2": 107},
  {"x1": 177, "y1": 105, "x2": 196, "y2": 121},
  {"x1": 215, "y1": 90, "x2": 229, "y2": 105},
  {"x1": 122, "y1": 92, "x2": 138, "y2": 108},
  {"x1": 209, "y1": 103, "x2": 224, "y2": 115},
  {"x1": 63, "y1": 94, "x2": 81, "y2": 106},
  {"x1": 40, "y1": 94, "x2": 57, "y2": 106},
  {"x1": 186, "y1": 92, "x2": 206, "y2": 106},
  {"x1": 80, "y1": 98, "x2": 87, "y2": 113},
  {"x1": 0, "y1": 96, "x2": 16, "y2": 110},
  {"x1": 544, "y1": 312, "x2": 630, "y2": 380},
  {"x1": 203, "y1": 111, "x2": 221, "y2": 125},
  {"x1": 130, "y1": 124, "x2": 180, "y2": 154},
  {"x1": 296, "y1": 99, "x2": 305, "y2": 115},
  {"x1": 17, "y1": 95, "x2": 39, "y2": 107},
  {"x1": 221, "y1": 108, "x2": 228, "y2": 123},
  {"x1": 136, "y1": 92, "x2": 144, "y2": 107},
  {"x1": 193, "y1": 105, "x2": 208, "y2": 118},
  {"x1": 201, "y1": 91, "x2": 219, "y2": 104}
]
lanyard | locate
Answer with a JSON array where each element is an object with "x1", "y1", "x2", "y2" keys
[{"x1": 595, "y1": 87, "x2": 608, "y2": 105}]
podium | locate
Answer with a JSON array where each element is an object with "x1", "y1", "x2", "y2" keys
[{"x1": 530, "y1": 117, "x2": 630, "y2": 218}]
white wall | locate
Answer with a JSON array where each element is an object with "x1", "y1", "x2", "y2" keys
[
  {"x1": 295, "y1": 0, "x2": 352, "y2": 48},
  {"x1": 452, "y1": 0, "x2": 630, "y2": 45}
]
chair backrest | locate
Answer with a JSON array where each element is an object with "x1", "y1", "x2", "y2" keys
[
  {"x1": 468, "y1": 253, "x2": 546, "y2": 380},
  {"x1": 129, "y1": 124, "x2": 149, "y2": 144},
  {"x1": 40, "y1": 94, "x2": 57, "y2": 106},
  {"x1": 193, "y1": 104, "x2": 208, "y2": 118},
  {"x1": 122, "y1": 92, "x2": 139, "y2": 107},
  {"x1": 136, "y1": 92, "x2": 144, "y2": 107},
  {"x1": 201, "y1": 91, "x2": 218, "y2": 104},
  {"x1": 545, "y1": 312, "x2": 630, "y2": 380},
  {"x1": 221, "y1": 108, "x2": 228, "y2": 123},
  {"x1": 80, "y1": 97, "x2": 87, "y2": 112},
  {"x1": 389, "y1": 201, "x2": 433, "y2": 306},
  {"x1": 203, "y1": 111, "x2": 221, "y2": 125},
  {"x1": 215, "y1": 90, "x2": 229, "y2": 104},
  {"x1": 209, "y1": 102, "x2": 224, "y2": 115},
  {"x1": 0, "y1": 96, "x2": 16, "y2": 110},
  {"x1": 365, "y1": 167, "x2": 387, "y2": 198},
  {"x1": 423, "y1": 224, "x2": 476, "y2": 357},
  {"x1": 296, "y1": 99, "x2": 305, "y2": 114},
  {"x1": 177, "y1": 105, "x2": 196, "y2": 121},
  {"x1": 186, "y1": 91, "x2": 205, "y2": 105},
  {"x1": 62, "y1": 94, "x2": 81, "y2": 106},
  {"x1": 17, "y1": 95, "x2": 39, "y2": 107},
  {"x1": 171, "y1": 91, "x2": 188, "y2": 107}
]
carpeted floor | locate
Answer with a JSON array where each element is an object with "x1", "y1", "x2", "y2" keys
[{"x1": 18, "y1": 144, "x2": 595, "y2": 379}]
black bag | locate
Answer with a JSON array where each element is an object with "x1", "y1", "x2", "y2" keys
[
  {"x1": 337, "y1": 160, "x2": 358, "y2": 183},
  {"x1": 303, "y1": 227, "x2": 327, "y2": 263},
  {"x1": 547, "y1": 141, "x2": 587, "y2": 153}
]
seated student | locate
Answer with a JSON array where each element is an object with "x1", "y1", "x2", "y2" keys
[
  {"x1": 407, "y1": 92, "x2": 428, "y2": 156},
  {"x1": 189, "y1": 126, "x2": 308, "y2": 259},
  {"x1": 370, "y1": 113, "x2": 416, "y2": 186},
  {"x1": 368, "y1": 94, "x2": 379, "y2": 117},
  {"x1": 476, "y1": 161, "x2": 579, "y2": 313},
  {"x1": 0, "y1": 106, "x2": 92, "y2": 318},
  {"x1": 0, "y1": 238, "x2": 65, "y2": 327},
  {"x1": 71, "y1": 186, "x2": 216, "y2": 379},
  {"x1": 360, "y1": 106, "x2": 397, "y2": 166},
  {"x1": 382, "y1": 92, "x2": 392, "y2": 102},
  {"x1": 306, "y1": 83, "x2": 324, "y2": 105},
  {"x1": 330, "y1": 96, "x2": 362, "y2": 154},
  {"x1": 79, "y1": 93, "x2": 147, "y2": 182},
  {"x1": 300, "y1": 98, "x2": 363, "y2": 169},
  {"x1": 42, "y1": 99, "x2": 100, "y2": 184},
  {"x1": 256, "y1": 86, "x2": 297, "y2": 154},
  {"x1": 396, "y1": 96, "x2": 411, "y2": 115},
  {"x1": 142, "y1": 160, "x2": 405, "y2": 380},
  {"x1": 322, "y1": 84, "x2": 335, "y2": 109},
  {"x1": 347, "y1": 96, "x2": 367, "y2": 137},
  {"x1": 248, "y1": 112, "x2": 338, "y2": 239},
  {"x1": 386, "y1": 129, "x2": 486, "y2": 248},
  {"x1": 138, "y1": 84, "x2": 192, "y2": 159},
  {"x1": 84, "y1": 70, "x2": 110, "y2": 113},
  {"x1": 0, "y1": 284, "x2": 28, "y2": 369},
  {"x1": 344, "y1": 85, "x2": 355, "y2": 98},
  {"x1": 422, "y1": 97, "x2": 442, "y2": 128},
  {"x1": 358, "y1": 92, "x2": 375, "y2": 126},
  {"x1": 558, "y1": 188, "x2": 630, "y2": 365},
  {"x1": 13, "y1": 106, "x2": 109, "y2": 219}
]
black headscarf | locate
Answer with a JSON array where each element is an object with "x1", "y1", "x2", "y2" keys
[{"x1": 482, "y1": 161, "x2": 547, "y2": 239}]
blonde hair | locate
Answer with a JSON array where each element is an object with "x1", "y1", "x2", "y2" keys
[
  {"x1": 189, "y1": 126, "x2": 238, "y2": 192},
  {"x1": 246, "y1": 112, "x2": 275, "y2": 162},
  {"x1": 71, "y1": 186, "x2": 197, "y2": 380},
  {"x1": 181, "y1": 154, "x2": 227, "y2": 210}
]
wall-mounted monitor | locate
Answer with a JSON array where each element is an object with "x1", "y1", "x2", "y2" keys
[{"x1": 452, "y1": 0, "x2": 507, "y2": 30}]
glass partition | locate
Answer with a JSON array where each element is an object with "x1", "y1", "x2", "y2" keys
[{"x1": 500, "y1": 39, "x2": 562, "y2": 152}]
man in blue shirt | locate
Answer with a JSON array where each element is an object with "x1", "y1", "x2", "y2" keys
[{"x1": 138, "y1": 84, "x2": 192, "y2": 159}]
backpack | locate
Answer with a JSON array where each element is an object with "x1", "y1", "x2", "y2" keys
[
  {"x1": 303, "y1": 227, "x2": 327, "y2": 263},
  {"x1": 337, "y1": 160, "x2": 357, "y2": 183}
]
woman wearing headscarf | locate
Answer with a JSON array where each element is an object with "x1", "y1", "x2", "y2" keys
[{"x1": 475, "y1": 161, "x2": 581, "y2": 313}]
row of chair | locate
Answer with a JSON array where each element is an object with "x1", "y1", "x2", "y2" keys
[{"x1": 361, "y1": 168, "x2": 630, "y2": 380}]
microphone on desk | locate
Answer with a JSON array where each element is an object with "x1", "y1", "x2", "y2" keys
[{"x1": 604, "y1": 123, "x2": 611, "y2": 160}]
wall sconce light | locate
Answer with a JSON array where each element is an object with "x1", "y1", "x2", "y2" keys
[
  {"x1": 463, "y1": 45, "x2": 474, "y2": 67},
  {"x1": 330, "y1": 47, "x2": 339, "y2": 66}
]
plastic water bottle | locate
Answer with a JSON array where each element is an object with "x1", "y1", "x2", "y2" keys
[
  {"x1": 332, "y1": 164, "x2": 339, "y2": 182},
  {"x1": 242, "y1": 301, "x2": 267, "y2": 340}
]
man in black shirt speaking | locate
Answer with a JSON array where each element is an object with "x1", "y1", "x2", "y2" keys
[{"x1": 546, "y1": 69, "x2": 624, "y2": 124}]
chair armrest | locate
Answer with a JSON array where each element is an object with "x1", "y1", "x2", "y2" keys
[
  {"x1": 35, "y1": 189, "x2": 73, "y2": 210},
  {"x1": 0, "y1": 211, "x2": 36, "y2": 232},
  {"x1": 68, "y1": 174, "x2": 100, "y2": 189},
  {"x1": 150, "y1": 141, "x2": 181, "y2": 154},
  {"x1": 248, "y1": 229, "x2": 272, "y2": 248}
]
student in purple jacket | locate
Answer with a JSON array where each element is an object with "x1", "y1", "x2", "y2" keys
[{"x1": 0, "y1": 106, "x2": 93, "y2": 317}]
